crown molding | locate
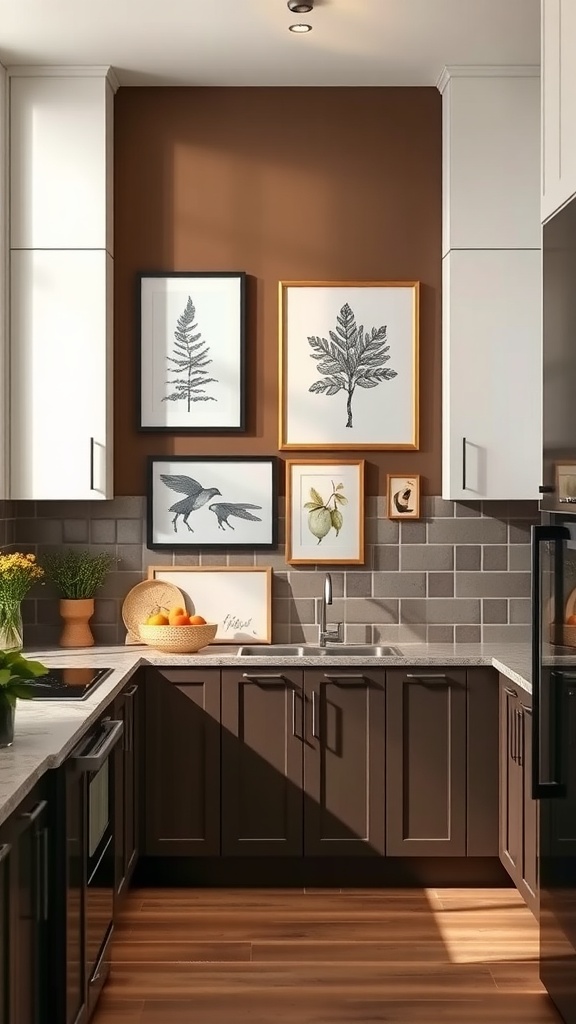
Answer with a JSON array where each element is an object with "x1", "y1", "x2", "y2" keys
[
  {"x1": 7, "y1": 65, "x2": 120, "y2": 91},
  {"x1": 436, "y1": 63, "x2": 540, "y2": 93}
]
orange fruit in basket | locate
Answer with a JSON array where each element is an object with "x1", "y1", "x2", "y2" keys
[
  {"x1": 172, "y1": 614, "x2": 192, "y2": 626},
  {"x1": 566, "y1": 614, "x2": 576, "y2": 626},
  {"x1": 168, "y1": 606, "x2": 187, "y2": 624},
  {"x1": 189, "y1": 614, "x2": 207, "y2": 625}
]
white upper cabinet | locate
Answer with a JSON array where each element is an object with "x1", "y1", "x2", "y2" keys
[
  {"x1": 441, "y1": 70, "x2": 540, "y2": 254},
  {"x1": 0, "y1": 64, "x2": 8, "y2": 500},
  {"x1": 10, "y1": 70, "x2": 114, "y2": 252},
  {"x1": 442, "y1": 249, "x2": 542, "y2": 501},
  {"x1": 542, "y1": 0, "x2": 576, "y2": 222},
  {"x1": 10, "y1": 250, "x2": 113, "y2": 501}
]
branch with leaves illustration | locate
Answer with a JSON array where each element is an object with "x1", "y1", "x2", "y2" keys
[
  {"x1": 304, "y1": 480, "x2": 348, "y2": 544},
  {"x1": 162, "y1": 295, "x2": 218, "y2": 412},
  {"x1": 307, "y1": 302, "x2": 397, "y2": 428}
]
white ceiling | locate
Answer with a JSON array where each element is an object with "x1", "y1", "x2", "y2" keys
[{"x1": 0, "y1": 0, "x2": 540, "y2": 87}]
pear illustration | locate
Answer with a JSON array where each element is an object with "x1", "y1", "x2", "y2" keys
[{"x1": 303, "y1": 482, "x2": 347, "y2": 544}]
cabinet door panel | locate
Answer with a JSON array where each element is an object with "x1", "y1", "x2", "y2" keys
[
  {"x1": 386, "y1": 669, "x2": 466, "y2": 856},
  {"x1": 0, "y1": 838, "x2": 11, "y2": 1024},
  {"x1": 549, "y1": 678, "x2": 576, "y2": 857},
  {"x1": 10, "y1": 249, "x2": 113, "y2": 499},
  {"x1": 221, "y1": 669, "x2": 303, "y2": 856},
  {"x1": 520, "y1": 701, "x2": 539, "y2": 915},
  {"x1": 442, "y1": 249, "x2": 541, "y2": 500},
  {"x1": 304, "y1": 669, "x2": 385, "y2": 856},
  {"x1": 542, "y1": 0, "x2": 576, "y2": 221},
  {"x1": 10, "y1": 75, "x2": 112, "y2": 251},
  {"x1": 144, "y1": 670, "x2": 220, "y2": 856},
  {"x1": 499, "y1": 682, "x2": 522, "y2": 881},
  {"x1": 467, "y1": 669, "x2": 499, "y2": 855}
]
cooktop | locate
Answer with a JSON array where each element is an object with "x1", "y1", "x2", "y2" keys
[{"x1": 28, "y1": 667, "x2": 113, "y2": 701}]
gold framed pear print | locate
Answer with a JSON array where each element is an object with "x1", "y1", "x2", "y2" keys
[
  {"x1": 279, "y1": 280, "x2": 419, "y2": 450},
  {"x1": 286, "y1": 459, "x2": 365, "y2": 565}
]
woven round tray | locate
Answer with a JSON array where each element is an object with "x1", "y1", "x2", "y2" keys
[
  {"x1": 139, "y1": 622, "x2": 218, "y2": 654},
  {"x1": 122, "y1": 579, "x2": 187, "y2": 644}
]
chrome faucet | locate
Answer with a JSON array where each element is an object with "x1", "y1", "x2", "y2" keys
[{"x1": 318, "y1": 573, "x2": 343, "y2": 647}]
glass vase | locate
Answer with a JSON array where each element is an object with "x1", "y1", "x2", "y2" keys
[{"x1": 0, "y1": 598, "x2": 23, "y2": 653}]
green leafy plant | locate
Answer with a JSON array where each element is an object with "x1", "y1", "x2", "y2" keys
[
  {"x1": 304, "y1": 480, "x2": 348, "y2": 544},
  {"x1": 0, "y1": 651, "x2": 48, "y2": 706},
  {"x1": 308, "y1": 303, "x2": 397, "y2": 428},
  {"x1": 41, "y1": 550, "x2": 117, "y2": 599},
  {"x1": 162, "y1": 295, "x2": 218, "y2": 412}
]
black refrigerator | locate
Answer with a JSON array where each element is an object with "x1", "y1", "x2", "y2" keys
[{"x1": 535, "y1": 196, "x2": 576, "y2": 1023}]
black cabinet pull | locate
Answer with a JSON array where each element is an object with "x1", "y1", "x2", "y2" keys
[
  {"x1": 41, "y1": 827, "x2": 49, "y2": 922},
  {"x1": 462, "y1": 436, "x2": 468, "y2": 490},
  {"x1": 0, "y1": 843, "x2": 10, "y2": 865},
  {"x1": 20, "y1": 799, "x2": 48, "y2": 825},
  {"x1": 539, "y1": 485, "x2": 555, "y2": 494},
  {"x1": 510, "y1": 704, "x2": 517, "y2": 763}
]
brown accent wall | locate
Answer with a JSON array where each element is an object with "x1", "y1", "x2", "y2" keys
[{"x1": 114, "y1": 87, "x2": 442, "y2": 496}]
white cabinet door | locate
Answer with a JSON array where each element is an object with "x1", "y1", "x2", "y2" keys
[
  {"x1": 542, "y1": 0, "x2": 576, "y2": 222},
  {"x1": 442, "y1": 249, "x2": 542, "y2": 500},
  {"x1": 10, "y1": 75, "x2": 113, "y2": 251},
  {"x1": 443, "y1": 75, "x2": 540, "y2": 254},
  {"x1": 10, "y1": 250, "x2": 113, "y2": 500}
]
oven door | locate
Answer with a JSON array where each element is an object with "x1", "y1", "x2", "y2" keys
[{"x1": 73, "y1": 719, "x2": 123, "y2": 1015}]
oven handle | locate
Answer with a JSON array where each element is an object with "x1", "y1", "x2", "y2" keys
[{"x1": 73, "y1": 720, "x2": 124, "y2": 771}]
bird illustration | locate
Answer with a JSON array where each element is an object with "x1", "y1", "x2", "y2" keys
[
  {"x1": 160, "y1": 474, "x2": 221, "y2": 533},
  {"x1": 393, "y1": 485, "x2": 414, "y2": 515},
  {"x1": 208, "y1": 502, "x2": 262, "y2": 531}
]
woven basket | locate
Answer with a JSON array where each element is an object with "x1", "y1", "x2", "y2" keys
[
  {"x1": 138, "y1": 622, "x2": 218, "y2": 653},
  {"x1": 549, "y1": 624, "x2": 576, "y2": 649}
]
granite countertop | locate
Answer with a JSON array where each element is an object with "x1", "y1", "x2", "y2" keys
[{"x1": 0, "y1": 640, "x2": 547, "y2": 828}]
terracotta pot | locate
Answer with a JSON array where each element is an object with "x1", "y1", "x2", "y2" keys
[{"x1": 59, "y1": 598, "x2": 95, "y2": 648}]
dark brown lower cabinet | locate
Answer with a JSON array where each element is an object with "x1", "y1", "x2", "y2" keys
[
  {"x1": 0, "y1": 824, "x2": 11, "y2": 1024},
  {"x1": 144, "y1": 668, "x2": 221, "y2": 856},
  {"x1": 498, "y1": 677, "x2": 538, "y2": 916},
  {"x1": 303, "y1": 668, "x2": 386, "y2": 856},
  {"x1": 221, "y1": 669, "x2": 303, "y2": 856},
  {"x1": 385, "y1": 668, "x2": 467, "y2": 856},
  {"x1": 115, "y1": 680, "x2": 141, "y2": 900},
  {"x1": 467, "y1": 669, "x2": 500, "y2": 856}
]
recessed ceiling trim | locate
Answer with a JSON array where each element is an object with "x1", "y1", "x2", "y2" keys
[
  {"x1": 437, "y1": 63, "x2": 539, "y2": 93},
  {"x1": 7, "y1": 64, "x2": 120, "y2": 91}
]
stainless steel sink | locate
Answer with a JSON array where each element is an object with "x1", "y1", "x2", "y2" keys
[{"x1": 237, "y1": 644, "x2": 401, "y2": 657}]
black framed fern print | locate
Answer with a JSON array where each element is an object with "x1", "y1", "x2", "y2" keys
[
  {"x1": 138, "y1": 272, "x2": 246, "y2": 431},
  {"x1": 279, "y1": 281, "x2": 420, "y2": 450}
]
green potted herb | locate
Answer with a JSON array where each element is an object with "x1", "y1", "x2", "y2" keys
[
  {"x1": 0, "y1": 650, "x2": 48, "y2": 747},
  {"x1": 41, "y1": 550, "x2": 116, "y2": 648}
]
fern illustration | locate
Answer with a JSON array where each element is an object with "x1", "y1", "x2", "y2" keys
[
  {"x1": 308, "y1": 303, "x2": 397, "y2": 428},
  {"x1": 162, "y1": 295, "x2": 218, "y2": 412}
]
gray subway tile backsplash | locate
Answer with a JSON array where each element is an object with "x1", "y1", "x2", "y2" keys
[{"x1": 1, "y1": 495, "x2": 539, "y2": 646}]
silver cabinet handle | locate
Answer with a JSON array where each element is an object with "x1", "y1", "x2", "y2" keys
[
  {"x1": 504, "y1": 686, "x2": 517, "y2": 697},
  {"x1": 242, "y1": 673, "x2": 287, "y2": 684},
  {"x1": 74, "y1": 720, "x2": 124, "y2": 770},
  {"x1": 0, "y1": 843, "x2": 10, "y2": 865},
  {"x1": 124, "y1": 685, "x2": 138, "y2": 698},
  {"x1": 406, "y1": 673, "x2": 448, "y2": 681},
  {"x1": 516, "y1": 709, "x2": 523, "y2": 767},
  {"x1": 322, "y1": 673, "x2": 367, "y2": 685},
  {"x1": 20, "y1": 799, "x2": 48, "y2": 825},
  {"x1": 312, "y1": 690, "x2": 320, "y2": 739}
]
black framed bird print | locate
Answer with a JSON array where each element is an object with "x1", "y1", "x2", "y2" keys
[{"x1": 146, "y1": 456, "x2": 278, "y2": 550}]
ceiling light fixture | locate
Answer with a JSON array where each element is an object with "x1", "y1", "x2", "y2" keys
[
  {"x1": 287, "y1": 0, "x2": 313, "y2": 12},
  {"x1": 289, "y1": 22, "x2": 312, "y2": 33}
]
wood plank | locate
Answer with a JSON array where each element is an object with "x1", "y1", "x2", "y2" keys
[{"x1": 93, "y1": 887, "x2": 561, "y2": 1024}]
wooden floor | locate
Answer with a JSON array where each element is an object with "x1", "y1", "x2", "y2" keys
[{"x1": 93, "y1": 887, "x2": 562, "y2": 1023}]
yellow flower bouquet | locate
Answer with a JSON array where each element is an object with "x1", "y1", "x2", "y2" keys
[{"x1": 0, "y1": 552, "x2": 44, "y2": 651}]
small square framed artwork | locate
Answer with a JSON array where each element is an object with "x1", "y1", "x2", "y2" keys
[
  {"x1": 286, "y1": 459, "x2": 365, "y2": 565},
  {"x1": 556, "y1": 463, "x2": 576, "y2": 504},
  {"x1": 147, "y1": 456, "x2": 277, "y2": 550},
  {"x1": 138, "y1": 271, "x2": 246, "y2": 431},
  {"x1": 386, "y1": 474, "x2": 421, "y2": 520}
]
